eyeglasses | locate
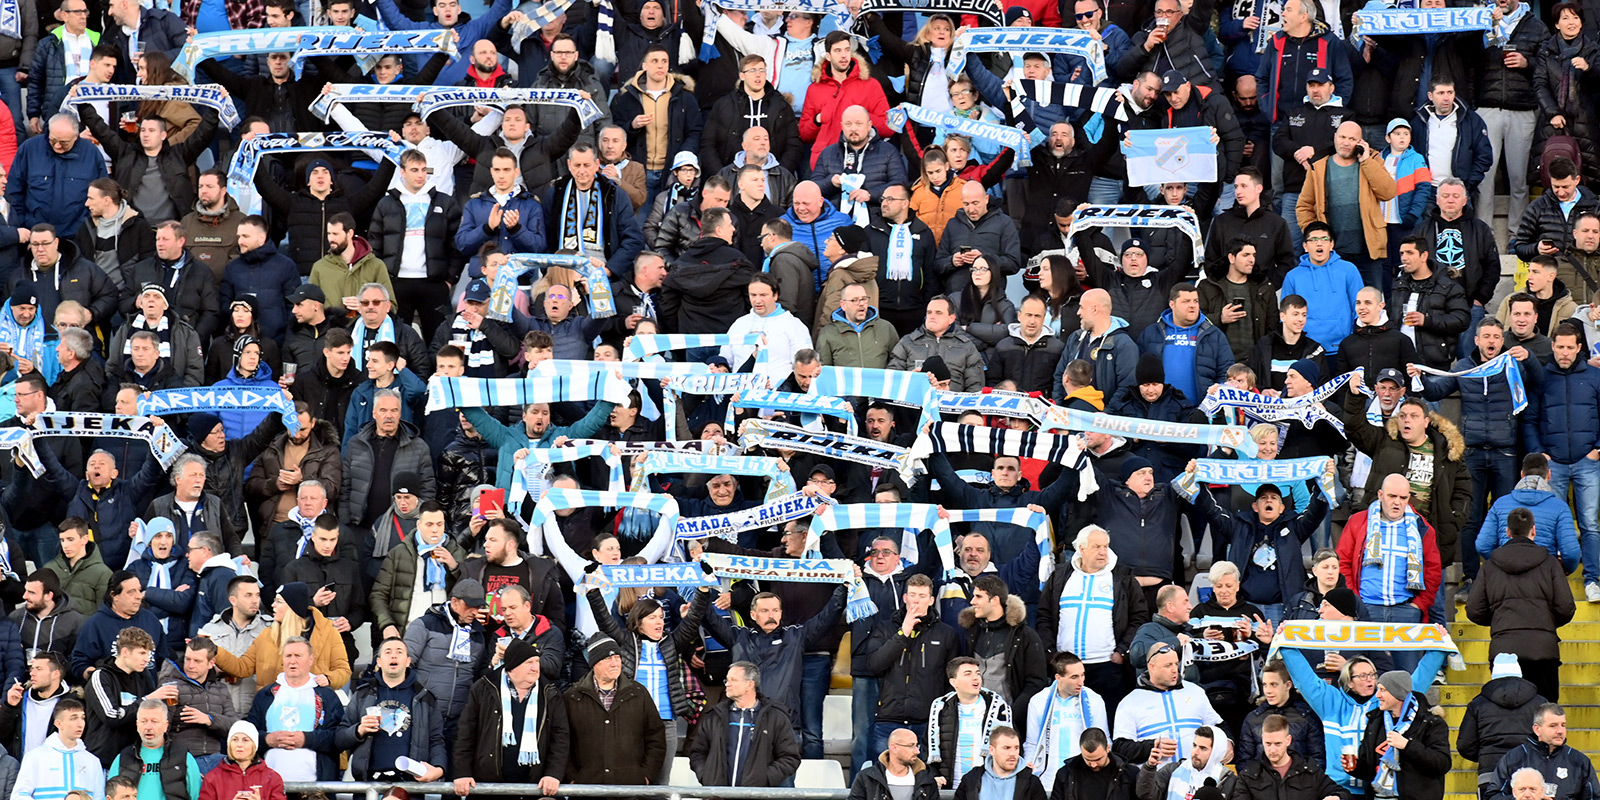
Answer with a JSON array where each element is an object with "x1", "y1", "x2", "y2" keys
[
  {"x1": 951, "y1": 89, "x2": 974, "y2": 97},
  {"x1": 741, "y1": 67, "x2": 765, "y2": 74},
  {"x1": 548, "y1": 293, "x2": 570, "y2": 301},
  {"x1": 867, "y1": 548, "x2": 898, "y2": 557},
  {"x1": 359, "y1": 299, "x2": 387, "y2": 307},
  {"x1": 1305, "y1": 236, "x2": 1332, "y2": 243},
  {"x1": 809, "y1": 477, "x2": 836, "y2": 485},
  {"x1": 1350, "y1": 670, "x2": 1378, "y2": 680},
  {"x1": 972, "y1": 264, "x2": 990, "y2": 272}
]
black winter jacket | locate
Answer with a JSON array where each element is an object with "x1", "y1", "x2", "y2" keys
[
  {"x1": 586, "y1": 586, "x2": 711, "y2": 717},
  {"x1": 867, "y1": 218, "x2": 937, "y2": 314},
  {"x1": 340, "y1": 420, "x2": 437, "y2": 528},
  {"x1": 1533, "y1": 33, "x2": 1600, "y2": 187},
  {"x1": 538, "y1": 176, "x2": 648, "y2": 280},
  {"x1": 991, "y1": 328, "x2": 1067, "y2": 395},
  {"x1": 1488, "y1": 737, "x2": 1599, "y2": 800},
  {"x1": 660, "y1": 237, "x2": 757, "y2": 334},
  {"x1": 863, "y1": 607, "x2": 963, "y2": 725},
  {"x1": 653, "y1": 200, "x2": 708, "y2": 259},
  {"x1": 427, "y1": 103, "x2": 581, "y2": 196},
  {"x1": 959, "y1": 597, "x2": 1049, "y2": 721},
  {"x1": 1204, "y1": 202, "x2": 1298, "y2": 285},
  {"x1": 1271, "y1": 100, "x2": 1346, "y2": 195},
  {"x1": 334, "y1": 672, "x2": 447, "y2": 779},
  {"x1": 701, "y1": 83, "x2": 805, "y2": 175},
  {"x1": 687, "y1": 696, "x2": 802, "y2": 786},
  {"x1": 453, "y1": 675, "x2": 568, "y2": 782},
  {"x1": 255, "y1": 161, "x2": 397, "y2": 276},
  {"x1": 612, "y1": 73, "x2": 704, "y2": 171},
  {"x1": 849, "y1": 755, "x2": 941, "y2": 800},
  {"x1": 1198, "y1": 274, "x2": 1280, "y2": 361},
  {"x1": 80, "y1": 104, "x2": 216, "y2": 224},
  {"x1": 563, "y1": 673, "x2": 666, "y2": 785},
  {"x1": 815, "y1": 136, "x2": 910, "y2": 208},
  {"x1": 1513, "y1": 185, "x2": 1600, "y2": 261},
  {"x1": 369, "y1": 187, "x2": 464, "y2": 282},
  {"x1": 1412, "y1": 207, "x2": 1501, "y2": 307},
  {"x1": 1391, "y1": 270, "x2": 1471, "y2": 369},
  {"x1": 118, "y1": 252, "x2": 221, "y2": 342},
  {"x1": 1235, "y1": 752, "x2": 1351, "y2": 800},
  {"x1": 956, "y1": 764, "x2": 1048, "y2": 800},
  {"x1": 1457, "y1": 677, "x2": 1546, "y2": 775},
  {"x1": 437, "y1": 431, "x2": 498, "y2": 537},
  {"x1": 1467, "y1": 13, "x2": 1548, "y2": 112},
  {"x1": 1338, "y1": 321, "x2": 1419, "y2": 385},
  {"x1": 197, "y1": 60, "x2": 330, "y2": 135},
  {"x1": 1236, "y1": 696, "x2": 1325, "y2": 766},
  {"x1": 1050, "y1": 752, "x2": 1140, "y2": 800},
  {"x1": 1351, "y1": 694, "x2": 1452, "y2": 800},
  {"x1": 936, "y1": 207, "x2": 1024, "y2": 292},
  {"x1": 1418, "y1": 347, "x2": 1537, "y2": 450}
]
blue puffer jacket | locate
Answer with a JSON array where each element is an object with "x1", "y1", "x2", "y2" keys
[
  {"x1": 1108, "y1": 384, "x2": 1201, "y2": 482},
  {"x1": 6, "y1": 133, "x2": 106, "y2": 237},
  {"x1": 1137, "y1": 310, "x2": 1233, "y2": 404},
  {"x1": 1410, "y1": 101, "x2": 1495, "y2": 198},
  {"x1": 813, "y1": 136, "x2": 909, "y2": 208},
  {"x1": 456, "y1": 190, "x2": 547, "y2": 256},
  {"x1": 1522, "y1": 358, "x2": 1600, "y2": 466},
  {"x1": 219, "y1": 242, "x2": 301, "y2": 345},
  {"x1": 1476, "y1": 481, "x2": 1581, "y2": 572},
  {"x1": 1419, "y1": 348, "x2": 1541, "y2": 449},
  {"x1": 781, "y1": 201, "x2": 852, "y2": 289}
]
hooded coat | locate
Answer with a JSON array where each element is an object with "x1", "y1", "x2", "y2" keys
[
  {"x1": 1345, "y1": 408, "x2": 1471, "y2": 561},
  {"x1": 1457, "y1": 677, "x2": 1547, "y2": 776},
  {"x1": 563, "y1": 672, "x2": 667, "y2": 785},
  {"x1": 611, "y1": 71, "x2": 704, "y2": 170},
  {"x1": 1474, "y1": 480, "x2": 1581, "y2": 571},
  {"x1": 798, "y1": 53, "x2": 893, "y2": 167},
  {"x1": 1466, "y1": 538, "x2": 1575, "y2": 661},
  {"x1": 370, "y1": 534, "x2": 467, "y2": 634},
  {"x1": 863, "y1": 605, "x2": 962, "y2": 725}
]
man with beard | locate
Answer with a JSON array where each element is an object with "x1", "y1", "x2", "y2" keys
[
  {"x1": 405, "y1": 579, "x2": 492, "y2": 747},
  {"x1": 180, "y1": 171, "x2": 245, "y2": 282},
  {"x1": 1024, "y1": 124, "x2": 1093, "y2": 248},
  {"x1": 1113, "y1": 643, "x2": 1222, "y2": 761},
  {"x1": 815, "y1": 105, "x2": 908, "y2": 223},
  {"x1": 865, "y1": 185, "x2": 937, "y2": 337},
  {"x1": 310, "y1": 214, "x2": 392, "y2": 319},
  {"x1": 119, "y1": 222, "x2": 220, "y2": 342},
  {"x1": 460, "y1": 519, "x2": 566, "y2": 631},
  {"x1": 283, "y1": 284, "x2": 339, "y2": 369},
  {"x1": 702, "y1": 55, "x2": 805, "y2": 176},
  {"x1": 196, "y1": 577, "x2": 270, "y2": 713},
  {"x1": 8, "y1": 571, "x2": 84, "y2": 660},
  {"x1": 525, "y1": 34, "x2": 611, "y2": 145},
  {"x1": 540, "y1": 144, "x2": 647, "y2": 280},
  {"x1": 718, "y1": 126, "x2": 799, "y2": 209}
]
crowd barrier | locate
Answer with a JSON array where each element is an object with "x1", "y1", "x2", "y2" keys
[{"x1": 282, "y1": 783, "x2": 961, "y2": 800}]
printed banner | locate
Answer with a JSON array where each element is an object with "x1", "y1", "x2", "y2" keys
[
  {"x1": 289, "y1": 28, "x2": 457, "y2": 75},
  {"x1": 948, "y1": 27, "x2": 1106, "y2": 86},
  {"x1": 595, "y1": 561, "x2": 719, "y2": 588},
  {"x1": 69, "y1": 84, "x2": 240, "y2": 129},
  {"x1": 1198, "y1": 371, "x2": 1356, "y2": 435},
  {"x1": 1067, "y1": 204, "x2": 1202, "y2": 273},
  {"x1": 424, "y1": 372, "x2": 632, "y2": 413},
  {"x1": 614, "y1": 440, "x2": 736, "y2": 456},
  {"x1": 1252, "y1": 0, "x2": 1283, "y2": 53},
  {"x1": 413, "y1": 87, "x2": 603, "y2": 128},
  {"x1": 888, "y1": 104, "x2": 1033, "y2": 166},
  {"x1": 137, "y1": 387, "x2": 299, "y2": 434},
  {"x1": 1173, "y1": 456, "x2": 1336, "y2": 504},
  {"x1": 936, "y1": 389, "x2": 1051, "y2": 421},
  {"x1": 1266, "y1": 619, "x2": 1460, "y2": 659},
  {"x1": 311, "y1": 83, "x2": 434, "y2": 122},
  {"x1": 1123, "y1": 127, "x2": 1218, "y2": 187},
  {"x1": 174, "y1": 26, "x2": 351, "y2": 81},
  {"x1": 739, "y1": 419, "x2": 919, "y2": 482},
  {"x1": 32, "y1": 413, "x2": 187, "y2": 469}
]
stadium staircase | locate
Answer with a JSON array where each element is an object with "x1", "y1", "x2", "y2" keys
[{"x1": 1440, "y1": 571, "x2": 1598, "y2": 800}]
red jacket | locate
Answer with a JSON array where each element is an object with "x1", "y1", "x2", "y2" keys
[
  {"x1": 798, "y1": 54, "x2": 893, "y2": 167},
  {"x1": 1005, "y1": 0, "x2": 1062, "y2": 27},
  {"x1": 1335, "y1": 508, "x2": 1442, "y2": 615},
  {"x1": 199, "y1": 759, "x2": 287, "y2": 800}
]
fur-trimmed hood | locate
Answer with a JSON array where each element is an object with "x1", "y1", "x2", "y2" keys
[
  {"x1": 957, "y1": 594, "x2": 1028, "y2": 630},
  {"x1": 1383, "y1": 408, "x2": 1466, "y2": 461},
  {"x1": 811, "y1": 52, "x2": 873, "y2": 83},
  {"x1": 622, "y1": 70, "x2": 696, "y2": 94}
]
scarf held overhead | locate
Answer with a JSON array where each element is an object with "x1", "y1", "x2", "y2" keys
[
  {"x1": 424, "y1": 372, "x2": 633, "y2": 413},
  {"x1": 32, "y1": 412, "x2": 188, "y2": 469},
  {"x1": 889, "y1": 104, "x2": 1033, "y2": 166},
  {"x1": 70, "y1": 84, "x2": 241, "y2": 128},
  {"x1": 1265, "y1": 619, "x2": 1459, "y2": 659},
  {"x1": 138, "y1": 387, "x2": 300, "y2": 434},
  {"x1": 947, "y1": 27, "x2": 1106, "y2": 85}
]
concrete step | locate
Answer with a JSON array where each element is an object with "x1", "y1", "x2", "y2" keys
[
  {"x1": 1456, "y1": 639, "x2": 1600, "y2": 664},
  {"x1": 1438, "y1": 703, "x2": 1600, "y2": 726},
  {"x1": 1438, "y1": 684, "x2": 1600, "y2": 707},
  {"x1": 1447, "y1": 661, "x2": 1596, "y2": 685},
  {"x1": 1450, "y1": 622, "x2": 1600, "y2": 642}
]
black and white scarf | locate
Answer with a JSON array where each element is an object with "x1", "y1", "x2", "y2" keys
[
  {"x1": 127, "y1": 315, "x2": 173, "y2": 359},
  {"x1": 559, "y1": 181, "x2": 605, "y2": 255},
  {"x1": 446, "y1": 315, "x2": 496, "y2": 370}
]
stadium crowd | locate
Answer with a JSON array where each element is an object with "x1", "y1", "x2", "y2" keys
[{"x1": 0, "y1": 0, "x2": 1593, "y2": 799}]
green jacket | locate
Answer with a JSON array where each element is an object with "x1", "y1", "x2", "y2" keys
[
  {"x1": 370, "y1": 534, "x2": 467, "y2": 632},
  {"x1": 308, "y1": 238, "x2": 395, "y2": 316},
  {"x1": 43, "y1": 542, "x2": 112, "y2": 617},
  {"x1": 463, "y1": 401, "x2": 617, "y2": 489},
  {"x1": 815, "y1": 308, "x2": 900, "y2": 369}
]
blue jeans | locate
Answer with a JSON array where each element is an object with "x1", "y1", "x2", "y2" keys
[
  {"x1": 1366, "y1": 601, "x2": 1423, "y2": 672},
  {"x1": 871, "y1": 721, "x2": 927, "y2": 759},
  {"x1": 1548, "y1": 457, "x2": 1600, "y2": 584},
  {"x1": 801, "y1": 652, "x2": 830, "y2": 759},
  {"x1": 1460, "y1": 304, "x2": 1487, "y2": 364},
  {"x1": 193, "y1": 754, "x2": 224, "y2": 776},
  {"x1": 645, "y1": 169, "x2": 668, "y2": 212},
  {"x1": 0, "y1": 68, "x2": 21, "y2": 141},
  {"x1": 17, "y1": 524, "x2": 58, "y2": 571},
  {"x1": 1280, "y1": 192, "x2": 1303, "y2": 248},
  {"x1": 1464, "y1": 447, "x2": 1518, "y2": 580},
  {"x1": 851, "y1": 676, "x2": 880, "y2": 777},
  {"x1": 1257, "y1": 602, "x2": 1284, "y2": 628}
]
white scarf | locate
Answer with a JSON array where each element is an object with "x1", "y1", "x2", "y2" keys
[
  {"x1": 1165, "y1": 728, "x2": 1231, "y2": 800},
  {"x1": 500, "y1": 673, "x2": 541, "y2": 765},
  {"x1": 887, "y1": 223, "x2": 913, "y2": 280},
  {"x1": 350, "y1": 316, "x2": 397, "y2": 367}
]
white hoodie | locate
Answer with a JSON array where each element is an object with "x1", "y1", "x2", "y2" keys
[{"x1": 11, "y1": 732, "x2": 104, "y2": 800}]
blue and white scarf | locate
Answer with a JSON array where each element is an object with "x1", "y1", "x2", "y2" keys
[
  {"x1": 948, "y1": 27, "x2": 1106, "y2": 85},
  {"x1": 1352, "y1": 5, "x2": 1491, "y2": 40},
  {"x1": 127, "y1": 518, "x2": 177, "y2": 569},
  {"x1": 1039, "y1": 405, "x2": 1257, "y2": 457},
  {"x1": 510, "y1": 0, "x2": 579, "y2": 47},
  {"x1": 424, "y1": 372, "x2": 632, "y2": 413},
  {"x1": 813, "y1": 366, "x2": 939, "y2": 428},
  {"x1": 287, "y1": 507, "x2": 319, "y2": 558},
  {"x1": 807, "y1": 502, "x2": 956, "y2": 577},
  {"x1": 511, "y1": 441, "x2": 625, "y2": 517},
  {"x1": 1066, "y1": 205, "x2": 1203, "y2": 274},
  {"x1": 173, "y1": 26, "x2": 352, "y2": 80},
  {"x1": 630, "y1": 451, "x2": 797, "y2": 502},
  {"x1": 700, "y1": 552, "x2": 878, "y2": 622},
  {"x1": 1362, "y1": 500, "x2": 1426, "y2": 602},
  {"x1": 1486, "y1": 2, "x2": 1529, "y2": 46},
  {"x1": 1016, "y1": 82, "x2": 1132, "y2": 122},
  {"x1": 70, "y1": 84, "x2": 241, "y2": 128},
  {"x1": 1412, "y1": 352, "x2": 1526, "y2": 413},
  {"x1": 500, "y1": 672, "x2": 541, "y2": 765},
  {"x1": 415, "y1": 536, "x2": 448, "y2": 591},
  {"x1": 740, "y1": 419, "x2": 920, "y2": 484},
  {"x1": 675, "y1": 491, "x2": 834, "y2": 541},
  {"x1": 310, "y1": 83, "x2": 434, "y2": 121},
  {"x1": 289, "y1": 28, "x2": 457, "y2": 76},
  {"x1": 944, "y1": 507, "x2": 1055, "y2": 589},
  {"x1": 0, "y1": 300, "x2": 43, "y2": 366},
  {"x1": 885, "y1": 224, "x2": 915, "y2": 281},
  {"x1": 32, "y1": 413, "x2": 188, "y2": 470},
  {"x1": 0, "y1": 428, "x2": 40, "y2": 477},
  {"x1": 413, "y1": 87, "x2": 604, "y2": 127},
  {"x1": 349, "y1": 315, "x2": 395, "y2": 371},
  {"x1": 1198, "y1": 370, "x2": 1356, "y2": 433},
  {"x1": 0, "y1": 0, "x2": 19, "y2": 40},
  {"x1": 489, "y1": 254, "x2": 598, "y2": 322},
  {"x1": 734, "y1": 389, "x2": 858, "y2": 434},
  {"x1": 1174, "y1": 456, "x2": 1336, "y2": 504},
  {"x1": 936, "y1": 389, "x2": 1051, "y2": 421},
  {"x1": 1373, "y1": 692, "x2": 1418, "y2": 795},
  {"x1": 139, "y1": 387, "x2": 300, "y2": 434},
  {"x1": 594, "y1": 562, "x2": 720, "y2": 588},
  {"x1": 888, "y1": 104, "x2": 1034, "y2": 166},
  {"x1": 626, "y1": 332, "x2": 763, "y2": 362}
]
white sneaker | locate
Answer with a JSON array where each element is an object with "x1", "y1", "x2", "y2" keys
[{"x1": 1585, "y1": 582, "x2": 1600, "y2": 603}]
